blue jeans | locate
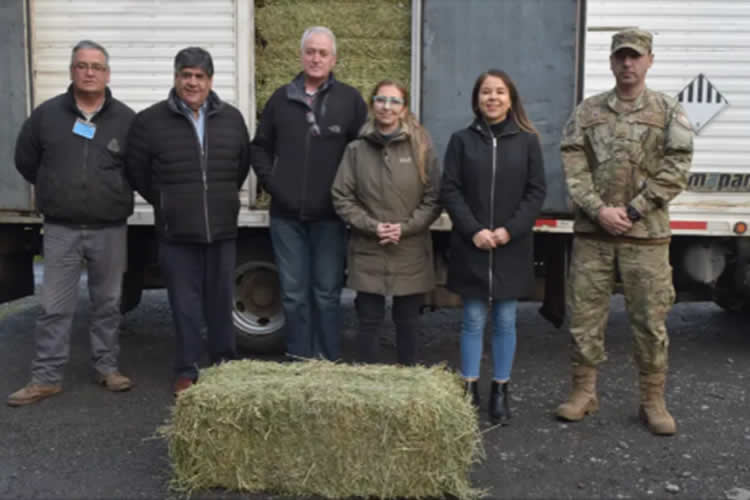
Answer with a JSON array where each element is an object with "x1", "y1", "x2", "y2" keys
[
  {"x1": 270, "y1": 216, "x2": 346, "y2": 360},
  {"x1": 460, "y1": 297, "x2": 518, "y2": 381}
]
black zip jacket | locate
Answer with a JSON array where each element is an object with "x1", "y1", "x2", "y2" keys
[
  {"x1": 125, "y1": 89, "x2": 250, "y2": 243},
  {"x1": 14, "y1": 85, "x2": 135, "y2": 226},
  {"x1": 440, "y1": 117, "x2": 546, "y2": 300},
  {"x1": 251, "y1": 72, "x2": 367, "y2": 221}
]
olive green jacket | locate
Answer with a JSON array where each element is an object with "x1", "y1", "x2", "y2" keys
[
  {"x1": 561, "y1": 87, "x2": 694, "y2": 238},
  {"x1": 332, "y1": 121, "x2": 441, "y2": 296}
]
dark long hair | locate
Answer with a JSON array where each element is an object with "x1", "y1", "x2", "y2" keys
[
  {"x1": 471, "y1": 69, "x2": 538, "y2": 135},
  {"x1": 369, "y1": 79, "x2": 431, "y2": 184}
]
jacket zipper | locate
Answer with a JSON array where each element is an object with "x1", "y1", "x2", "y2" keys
[
  {"x1": 300, "y1": 125, "x2": 312, "y2": 219},
  {"x1": 82, "y1": 139, "x2": 89, "y2": 203},
  {"x1": 297, "y1": 92, "x2": 329, "y2": 219},
  {"x1": 185, "y1": 112, "x2": 211, "y2": 243},
  {"x1": 201, "y1": 132, "x2": 211, "y2": 243},
  {"x1": 383, "y1": 147, "x2": 390, "y2": 292},
  {"x1": 488, "y1": 135, "x2": 498, "y2": 300}
]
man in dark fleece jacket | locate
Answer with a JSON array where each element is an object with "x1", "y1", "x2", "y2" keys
[
  {"x1": 251, "y1": 26, "x2": 367, "y2": 361},
  {"x1": 9, "y1": 40, "x2": 135, "y2": 407},
  {"x1": 125, "y1": 47, "x2": 250, "y2": 394}
]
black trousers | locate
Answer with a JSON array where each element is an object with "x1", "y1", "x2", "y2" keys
[
  {"x1": 355, "y1": 292, "x2": 424, "y2": 366},
  {"x1": 159, "y1": 239, "x2": 236, "y2": 380}
]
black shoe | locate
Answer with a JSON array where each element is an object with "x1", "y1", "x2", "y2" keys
[
  {"x1": 490, "y1": 381, "x2": 511, "y2": 425},
  {"x1": 464, "y1": 380, "x2": 480, "y2": 407}
]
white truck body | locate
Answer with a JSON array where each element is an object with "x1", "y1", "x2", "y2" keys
[{"x1": 3, "y1": 0, "x2": 750, "y2": 352}]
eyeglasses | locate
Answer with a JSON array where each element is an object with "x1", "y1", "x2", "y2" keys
[
  {"x1": 372, "y1": 95, "x2": 405, "y2": 107},
  {"x1": 72, "y1": 62, "x2": 108, "y2": 73}
]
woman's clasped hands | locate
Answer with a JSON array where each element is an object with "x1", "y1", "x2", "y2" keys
[
  {"x1": 377, "y1": 222, "x2": 402, "y2": 245},
  {"x1": 472, "y1": 227, "x2": 511, "y2": 250}
]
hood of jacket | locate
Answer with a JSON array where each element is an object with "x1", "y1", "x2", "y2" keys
[{"x1": 358, "y1": 119, "x2": 411, "y2": 148}]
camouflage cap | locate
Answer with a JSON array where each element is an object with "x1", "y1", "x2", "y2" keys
[{"x1": 610, "y1": 28, "x2": 653, "y2": 55}]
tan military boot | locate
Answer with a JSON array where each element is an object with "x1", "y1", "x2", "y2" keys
[
  {"x1": 556, "y1": 364, "x2": 599, "y2": 421},
  {"x1": 639, "y1": 372, "x2": 676, "y2": 435}
]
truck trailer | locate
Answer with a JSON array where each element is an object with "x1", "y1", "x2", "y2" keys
[{"x1": 1, "y1": 0, "x2": 749, "y2": 353}]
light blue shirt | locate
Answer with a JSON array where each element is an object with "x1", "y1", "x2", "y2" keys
[{"x1": 178, "y1": 99, "x2": 207, "y2": 149}]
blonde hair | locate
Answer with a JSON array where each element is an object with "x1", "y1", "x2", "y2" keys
[{"x1": 370, "y1": 79, "x2": 431, "y2": 184}]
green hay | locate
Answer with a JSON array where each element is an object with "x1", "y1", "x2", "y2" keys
[
  {"x1": 161, "y1": 360, "x2": 485, "y2": 499},
  {"x1": 255, "y1": 0, "x2": 412, "y2": 114}
]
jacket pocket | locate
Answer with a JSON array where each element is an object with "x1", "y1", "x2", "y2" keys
[
  {"x1": 207, "y1": 187, "x2": 240, "y2": 239},
  {"x1": 97, "y1": 147, "x2": 124, "y2": 170},
  {"x1": 582, "y1": 119, "x2": 612, "y2": 165},
  {"x1": 94, "y1": 147, "x2": 127, "y2": 194},
  {"x1": 159, "y1": 187, "x2": 207, "y2": 240},
  {"x1": 630, "y1": 113, "x2": 666, "y2": 171}
]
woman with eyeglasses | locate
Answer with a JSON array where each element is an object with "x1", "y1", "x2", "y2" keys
[
  {"x1": 440, "y1": 69, "x2": 546, "y2": 424},
  {"x1": 332, "y1": 79, "x2": 440, "y2": 365}
]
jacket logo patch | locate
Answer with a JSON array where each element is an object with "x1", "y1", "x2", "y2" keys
[
  {"x1": 399, "y1": 156, "x2": 411, "y2": 163},
  {"x1": 107, "y1": 138, "x2": 121, "y2": 153},
  {"x1": 328, "y1": 125, "x2": 342, "y2": 134}
]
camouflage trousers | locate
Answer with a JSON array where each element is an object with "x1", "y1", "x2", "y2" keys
[{"x1": 566, "y1": 236, "x2": 675, "y2": 373}]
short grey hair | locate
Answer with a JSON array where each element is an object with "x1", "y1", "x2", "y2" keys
[
  {"x1": 71, "y1": 40, "x2": 109, "y2": 66},
  {"x1": 300, "y1": 26, "x2": 337, "y2": 56},
  {"x1": 174, "y1": 47, "x2": 214, "y2": 77}
]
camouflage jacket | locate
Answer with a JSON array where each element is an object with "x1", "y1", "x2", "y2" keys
[{"x1": 560, "y1": 87, "x2": 693, "y2": 239}]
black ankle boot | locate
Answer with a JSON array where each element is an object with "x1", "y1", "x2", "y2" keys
[
  {"x1": 464, "y1": 380, "x2": 480, "y2": 407},
  {"x1": 490, "y1": 381, "x2": 511, "y2": 425}
]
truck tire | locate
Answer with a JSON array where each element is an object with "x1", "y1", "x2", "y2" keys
[{"x1": 233, "y1": 249, "x2": 286, "y2": 354}]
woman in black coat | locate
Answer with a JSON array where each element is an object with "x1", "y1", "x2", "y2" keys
[{"x1": 440, "y1": 69, "x2": 546, "y2": 424}]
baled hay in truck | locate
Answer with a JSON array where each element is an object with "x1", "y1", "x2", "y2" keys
[
  {"x1": 161, "y1": 359, "x2": 485, "y2": 499},
  {"x1": 254, "y1": 0, "x2": 412, "y2": 114}
]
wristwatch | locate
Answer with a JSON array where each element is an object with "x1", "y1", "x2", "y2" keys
[{"x1": 626, "y1": 205, "x2": 642, "y2": 222}]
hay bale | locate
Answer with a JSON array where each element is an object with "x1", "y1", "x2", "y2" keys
[
  {"x1": 252, "y1": 0, "x2": 412, "y2": 209},
  {"x1": 161, "y1": 360, "x2": 485, "y2": 499}
]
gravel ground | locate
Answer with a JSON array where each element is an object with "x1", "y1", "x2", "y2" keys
[{"x1": 1, "y1": 282, "x2": 749, "y2": 499}]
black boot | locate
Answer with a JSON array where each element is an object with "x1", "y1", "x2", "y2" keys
[
  {"x1": 464, "y1": 380, "x2": 480, "y2": 407},
  {"x1": 490, "y1": 381, "x2": 511, "y2": 425}
]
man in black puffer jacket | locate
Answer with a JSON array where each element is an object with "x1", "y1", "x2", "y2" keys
[
  {"x1": 126, "y1": 47, "x2": 250, "y2": 394},
  {"x1": 9, "y1": 40, "x2": 135, "y2": 407}
]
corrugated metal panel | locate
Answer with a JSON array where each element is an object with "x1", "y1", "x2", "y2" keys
[
  {"x1": 30, "y1": 0, "x2": 238, "y2": 112},
  {"x1": 0, "y1": 0, "x2": 32, "y2": 213},
  {"x1": 585, "y1": 0, "x2": 750, "y2": 221},
  {"x1": 29, "y1": 0, "x2": 259, "y2": 219}
]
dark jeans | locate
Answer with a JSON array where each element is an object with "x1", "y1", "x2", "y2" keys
[
  {"x1": 270, "y1": 216, "x2": 346, "y2": 360},
  {"x1": 355, "y1": 292, "x2": 424, "y2": 366},
  {"x1": 159, "y1": 239, "x2": 236, "y2": 380}
]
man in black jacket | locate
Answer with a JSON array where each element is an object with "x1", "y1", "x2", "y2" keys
[
  {"x1": 9, "y1": 40, "x2": 135, "y2": 407},
  {"x1": 251, "y1": 26, "x2": 367, "y2": 360},
  {"x1": 126, "y1": 47, "x2": 250, "y2": 394}
]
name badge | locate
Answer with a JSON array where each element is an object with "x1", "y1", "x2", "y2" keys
[{"x1": 73, "y1": 119, "x2": 96, "y2": 140}]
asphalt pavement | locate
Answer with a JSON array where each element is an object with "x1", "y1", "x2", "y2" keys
[{"x1": 1, "y1": 281, "x2": 749, "y2": 500}]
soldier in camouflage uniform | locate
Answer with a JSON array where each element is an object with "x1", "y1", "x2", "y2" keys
[{"x1": 557, "y1": 29, "x2": 693, "y2": 435}]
